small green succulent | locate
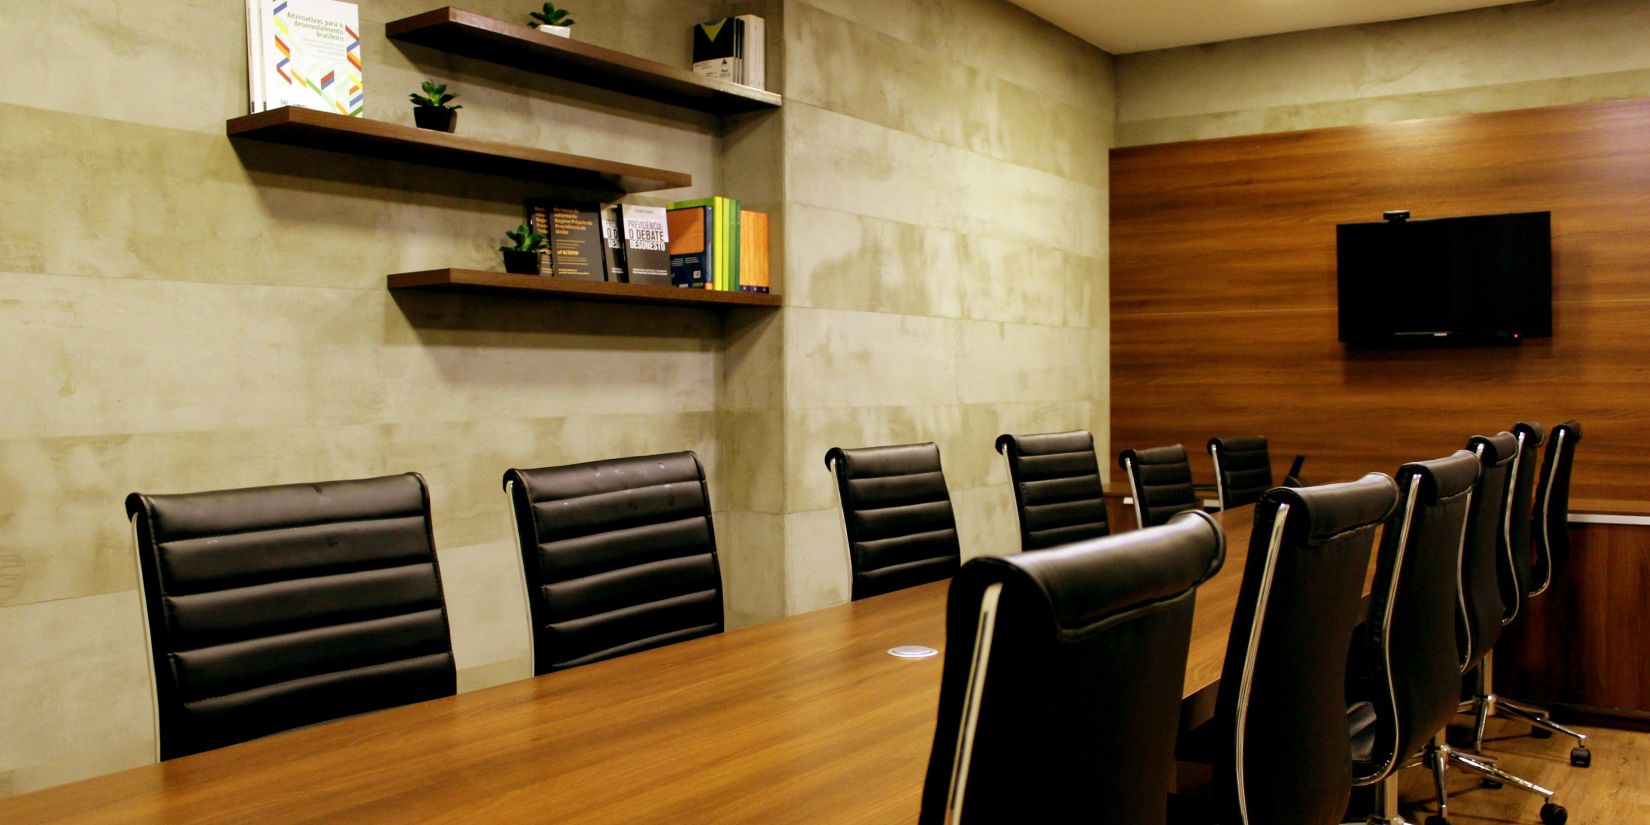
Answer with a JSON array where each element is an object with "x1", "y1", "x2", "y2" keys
[
  {"x1": 529, "y1": 2, "x2": 575, "y2": 27},
  {"x1": 501, "y1": 224, "x2": 548, "y2": 253},
  {"x1": 409, "y1": 80, "x2": 462, "y2": 109}
]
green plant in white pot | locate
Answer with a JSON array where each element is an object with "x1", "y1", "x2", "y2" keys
[{"x1": 529, "y1": 2, "x2": 575, "y2": 38}]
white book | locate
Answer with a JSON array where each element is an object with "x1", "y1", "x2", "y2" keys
[
  {"x1": 258, "y1": 0, "x2": 364, "y2": 116},
  {"x1": 735, "y1": 14, "x2": 764, "y2": 91},
  {"x1": 245, "y1": 0, "x2": 265, "y2": 112}
]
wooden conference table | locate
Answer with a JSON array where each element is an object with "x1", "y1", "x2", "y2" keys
[{"x1": 0, "y1": 508, "x2": 1264, "y2": 824}]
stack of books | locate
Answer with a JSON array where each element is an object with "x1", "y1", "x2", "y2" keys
[
  {"x1": 691, "y1": 15, "x2": 765, "y2": 90},
  {"x1": 526, "y1": 199, "x2": 769, "y2": 293},
  {"x1": 244, "y1": 0, "x2": 364, "y2": 115}
]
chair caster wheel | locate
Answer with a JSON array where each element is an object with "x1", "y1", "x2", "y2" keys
[
  {"x1": 1540, "y1": 801, "x2": 1567, "y2": 824},
  {"x1": 1480, "y1": 777, "x2": 1504, "y2": 789},
  {"x1": 1570, "y1": 745, "x2": 1591, "y2": 767}
]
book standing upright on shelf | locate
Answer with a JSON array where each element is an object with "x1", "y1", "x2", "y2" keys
[
  {"x1": 718, "y1": 196, "x2": 741, "y2": 292},
  {"x1": 740, "y1": 210, "x2": 770, "y2": 293},
  {"x1": 734, "y1": 15, "x2": 765, "y2": 90},
  {"x1": 529, "y1": 202, "x2": 604, "y2": 280},
  {"x1": 599, "y1": 204, "x2": 628, "y2": 282},
  {"x1": 247, "y1": 0, "x2": 364, "y2": 115},
  {"x1": 690, "y1": 16, "x2": 764, "y2": 89},
  {"x1": 666, "y1": 205, "x2": 712, "y2": 288},
  {"x1": 691, "y1": 18, "x2": 742, "y2": 84},
  {"x1": 621, "y1": 205, "x2": 673, "y2": 285}
]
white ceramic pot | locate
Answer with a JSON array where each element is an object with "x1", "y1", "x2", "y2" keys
[{"x1": 536, "y1": 24, "x2": 571, "y2": 38}]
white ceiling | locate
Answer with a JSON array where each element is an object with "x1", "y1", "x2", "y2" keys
[{"x1": 1005, "y1": 0, "x2": 1534, "y2": 54}]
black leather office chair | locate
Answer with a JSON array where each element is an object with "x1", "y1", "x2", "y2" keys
[
  {"x1": 1471, "y1": 421, "x2": 1591, "y2": 766},
  {"x1": 1344, "y1": 451, "x2": 1482, "y2": 825},
  {"x1": 1530, "y1": 421, "x2": 1582, "y2": 600},
  {"x1": 825, "y1": 442, "x2": 961, "y2": 600},
  {"x1": 126, "y1": 473, "x2": 457, "y2": 760},
  {"x1": 1119, "y1": 444, "x2": 1200, "y2": 528},
  {"x1": 919, "y1": 511, "x2": 1226, "y2": 825},
  {"x1": 1443, "y1": 432, "x2": 1568, "y2": 818},
  {"x1": 1203, "y1": 473, "x2": 1398, "y2": 825},
  {"x1": 504, "y1": 451, "x2": 724, "y2": 675},
  {"x1": 1206, "y1": 435, "x2": 1277, "y2": 510},
  {"x1": 994, "y1": 430, "x2": 1109, "y2": 551}
]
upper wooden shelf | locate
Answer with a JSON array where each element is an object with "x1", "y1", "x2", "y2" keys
[
  {"x1": 226, "y1": 106, "x2": 692, "y2": 193},
  {"x1": 386, "y1": 7, "x2": 782, "y2": 116},
  {"x1": 388, "y1": 268, "x2": 781, "y2": 308}
]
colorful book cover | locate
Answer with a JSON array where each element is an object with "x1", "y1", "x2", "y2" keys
[
  {"x1": 669, "y1": 197, "x2": 718, "y2": 289},
  {"x1": 667, "y1": 206, "x2": 711, "y2": 288},
  {"x1": 621, "y1": 205, "x2": 672, "y2": 285},
  {"x1": 600, "y1": 204, "x2": 627, "y2": 282},
  {"x1": 546, "y1": 203, "x2": 604, "y2": 280},
  {"x1": 691, "y1": 18, "x2": 742, "y2": 84},
  {"x1": 260, "y1": 0, "x2": 364, "y2": 116},
  {"x1": 740, "y1": 210, "x2": 770, "y2": 293}
]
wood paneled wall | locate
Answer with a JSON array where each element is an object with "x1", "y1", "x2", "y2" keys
[
  {"x1": 1499, "y1": 522, "x2": 1650, "y2": 718},
  {"x1": 1110, "y1": 98, "x2": 1650, "y2": 502}
]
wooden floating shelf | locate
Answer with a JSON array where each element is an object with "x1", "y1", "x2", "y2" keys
[
  {"x1": 227, "y1": 107, "x2": 692, "y2": 193},
  {"x1": 388, "y1": 268, "x2": 782, "y2": 308},
  {"x1": 387, "y1": 7, "x2": 782, "y2": 116}
]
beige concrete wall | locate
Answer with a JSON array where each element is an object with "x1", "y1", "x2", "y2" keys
[
  {"x1": 778, "y1": 0, "x2": 1115, "y2": 613},
  {"x1": 0, "y1": 0, "x2": 1115, "y2": 796},
  {"x1": 0, "y1": 0, "x2": 751, "y2": 795},
  {"x1": 1116, "y1": 0, "x2": 1650, "y2": 146}
]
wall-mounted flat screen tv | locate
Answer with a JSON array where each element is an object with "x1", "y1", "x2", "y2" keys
[{"x1": 1337, "y1": 211, "x2": 1552, "y2": 344}]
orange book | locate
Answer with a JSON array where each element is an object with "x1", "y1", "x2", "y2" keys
[{"x1": 739, "y1": 210, "x2": 769, "y2": 293}]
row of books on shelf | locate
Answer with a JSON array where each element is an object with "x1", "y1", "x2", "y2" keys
[
  {"x1": 245, "y1": 0, "x2": 364, "y2": 116},
  {"x1": 527, "y1": 199, "x2": 770, "y2": 293}
]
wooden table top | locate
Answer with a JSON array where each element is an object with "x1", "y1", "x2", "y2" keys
[{"x1": 0, "y1": 508, "x2": 1261, "y2": 824}]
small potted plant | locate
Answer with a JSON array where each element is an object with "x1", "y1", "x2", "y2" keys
[
  {"x1": 409, "y1": 80, "x2": 462, "y2": 132},
  {"x1": 529, "y1": 2, "x2": 575, "y2": 37},
  {"x1": 500, "y1": 223, "x2": 548, "y2": 274}
]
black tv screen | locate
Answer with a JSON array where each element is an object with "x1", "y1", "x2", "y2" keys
[{"x1": 1337, "y1": 211, "x2": 1552, "y2": 344}]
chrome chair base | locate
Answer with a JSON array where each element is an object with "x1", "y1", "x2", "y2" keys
[
  {"x1": 1349, "y1": 738, "x2": 1568, "y2": 825},
  {"x1": 1459, "y1": 652, "x2": 1591, "y2": 767}
]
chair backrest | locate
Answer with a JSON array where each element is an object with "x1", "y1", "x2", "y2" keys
[
  {"x1": 1529, "y1": 419, "x2": 1582, "y2": 596},
  {"x1": 1459, "y1": 431, "x2": 1519, "y2": 671},
  {"x1": 503, "y1": 451, "x2": 723, "y2": 675},
  {"x1": 1118, "y1": 444, "x2": 1200, "y2": 528},
  {"x1": 919, "y1": 511, "x2": 1226, "y2": 825},
  {"x1": 1213, "y1": 473, "x2": 1398, "y2": 825},
  {"x1": 1208, "y1": 435, "x2": 1276, "y2": 510},
  {"x1": 1349, "y1": 451, "x2": 1480, "y2": 787},
  {"x1": 825, "y1": 442, "x2": 962, "y2": 600},
  {"x1": 1503, "y1": 422, "x2": 1546, "y2": 617},
  {"x1": 994, "y1": 430, "x2": 1110, "y2": 551},
  {"x1": 125, "y1": 473, "x2": 456, "y2": 760}
]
